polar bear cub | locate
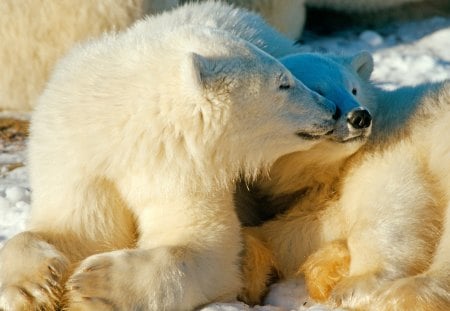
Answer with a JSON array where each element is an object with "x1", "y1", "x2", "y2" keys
[
  {"x1": 240, "y1": 52, "x2": 450, "y2": 310},
  {"x1": 0, "y1": 11, "x2": 338, "y2": 311}
]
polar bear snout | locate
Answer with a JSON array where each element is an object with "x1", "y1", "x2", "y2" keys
[
  {"x1": 330, "y1": 106, "x2": 372, "y2": 143},
  {"x1": 347, "y1": 107, "x2": 372, "y2": 129}
]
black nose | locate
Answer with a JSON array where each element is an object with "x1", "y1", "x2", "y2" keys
[{"x1": 347, "y1": 108, "x2": 372, "y2": 129}]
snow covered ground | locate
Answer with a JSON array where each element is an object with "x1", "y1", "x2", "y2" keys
[{"x1": 0, "y1": 15, "x2": 449, "y2": 311}]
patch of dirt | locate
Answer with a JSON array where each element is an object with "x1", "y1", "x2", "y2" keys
[
  {"x1": 0, "y1": 118, "x2": 29, "y2": 173},
  {"x1": 0, "y1": 118, "x2": 29, "y2": 142}
]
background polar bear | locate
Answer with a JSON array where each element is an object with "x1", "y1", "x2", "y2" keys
[
  {"x1": 0, "y1": 6, "x2": 340, "y2": 311},
  {"x1": 0, "y1": 0, "x2": 149, "y2": 111},
  {"x1": 240, "y1": 52, "x2": 450, "y2": 310}
]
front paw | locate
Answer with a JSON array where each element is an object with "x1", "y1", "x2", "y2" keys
[
  {"x1": 239, "y1": 229, "x2": 279, "y2": 305},
  {"x1": 330, "y1": 273, "x2": 381, "y2": 309},
  {"x1": 0, "y1": 232, "x2": 69, "y2": 311},
  {"x1": 65, "y1": 252, "x2": 128, "y2": 310},
  {"x1": 0, "y1": 256, "x2": 68, "y2": 311},
  {"x1": 301, "y1": 240, "x2": 350, "y2": 302}
]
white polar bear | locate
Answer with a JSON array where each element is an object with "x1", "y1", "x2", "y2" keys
[
  {"x1": 239, "y1": 52, "x2": 450, "y2": 310},
  {"x1": 237, "y1": 51, "x2": 376, "y2": 303},
  {"x1": 0, "y1": 8, "x2": 339, "y2": 311},
  {"x1": 0, "y1": 0, "x2": 148, "y2": 111}
]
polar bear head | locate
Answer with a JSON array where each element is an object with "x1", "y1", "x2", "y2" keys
[
  {"x1": 280, "y1": 52, "x2": 375, "y2": 147},
  {"x1": 41, "y1": 24, "x2": 340, "y2": 188},
  {"x1": 139, "y1": 27, "x2": 340, "y2": 180}
]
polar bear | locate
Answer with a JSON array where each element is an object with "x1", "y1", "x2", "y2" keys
[
  {"x1": 0, "y1": 0, "x2": 149, "y2": 111},
  {"x1": 0, "y1": 8, "x2": 339, "y2": 311},
  {"x1": 237, "y1": 51, "x2": 376, "y2": 303},
  {"x1": 239, "y1": 52, "x2": 450, "y2": 310}
]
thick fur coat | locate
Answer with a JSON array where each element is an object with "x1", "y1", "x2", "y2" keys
[
  {"x1": 0, "y1": 4, "x2": 339, "y2": 310},
  {"x1": 0, "y1": 0, "x2": 145, "y2": 111},
  {"x1": 240, "y1": 52, "x2": 450, "y2": 310}
]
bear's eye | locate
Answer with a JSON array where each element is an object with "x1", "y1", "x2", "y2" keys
[
  {"x1": 279, "y1": 82, "x2": 291, "y2": 90},
  {"x1": 352, "y1": 88, "x2": 358, "y2": 96}
]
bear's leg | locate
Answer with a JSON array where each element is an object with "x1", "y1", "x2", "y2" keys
[
  {"x1": 328, "y1": 148, "x2": 440, "y2": 309},
  {"x1": 0, "y1": 179, "x2": 137, "y2": 310},
  {"x1": 239, "y1": 227, "x2": 280, "y2": 305},
  {"x1": 239, "y1": 202, "x2": 344, "y2": 305},
  {"x1": 0, "y1": 231, "x2": 70, "y2": 311},
  {"x1": 0, "y1": 227, "x2": 133, "y2": 311},
  {"x1": 261, "y1": 206, "x2": 334, "y2": 279},
  {"x1": 64, "y1": 197, "x2": 243, "y2": 310},
  {"x1": 301, "y1": 240, "x2": 350, "y2": 303},
  {"x1": 370, "y1": 202, "x2": 450, "y2": 311},
  {"x1": 65, "y1": 245, "x2": 242, "y2": 310}
]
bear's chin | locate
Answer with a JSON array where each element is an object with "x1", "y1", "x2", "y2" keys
[
  {"x1": 296, "y1": 129, "x2": 334, "y2": 140},
  {"x1": 330, "y1": 134, "x2": 368, "y2": 144}
]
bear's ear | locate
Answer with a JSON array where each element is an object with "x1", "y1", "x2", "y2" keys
[
  {"x1": 182, "y1": 52, "x2": 214, "y2": 94},
  {"x1": 350, "y1": 51, "x2": 374, "y2": 81}
]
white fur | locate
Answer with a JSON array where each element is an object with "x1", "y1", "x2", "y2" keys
[
  {"x1": 219, "y1": 0, "x2": 306, "y2": 42},
  {"x1": 0, "y1": 8, "x2": 338, "y2": 310},
  {"x1": 139, "y1": 1, "x2": 302, "y2": 58},
  {"x1": 0, "y1": 0, "x2": 146, "y2": 112},
  {"x1": 240, "y1": 52, "x2": 450, "y2": 310},
  {"x1": 331, "y1": 81, "x2": 450, "y2": 311}
]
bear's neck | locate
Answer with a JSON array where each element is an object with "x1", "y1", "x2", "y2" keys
[
  {"x1": 235, "y1": 150, "x2": 345, "y2": 226},
  {"x1": 257, "y1": 142, "x2": 349, "y2": 203}
]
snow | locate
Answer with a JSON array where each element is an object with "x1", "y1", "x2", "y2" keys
[
  {"x1": 0, "y1": 143, "x2": 30, "y2": 244},
  {"x1": 359, "y1": 30, "x2": 384, "y2": 46},
  {"x1": 1, "y1": 16, "x2": 449, "y2": 311}
]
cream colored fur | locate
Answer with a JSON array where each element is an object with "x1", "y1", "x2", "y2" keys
[
  {"x1": 240, "y1": 53, "x2": 450, "y2": 310},
  {"x1": 222, "y1": 0, "x2": 306, "y2": 42},
  {"x1": 144, "y1": 1, "x2": 302, "y2": 58},
  {"x1": 0, "y1": 0, "x2": 147, "y2": 112},
  {"x1": 0, "y1": 5, "x2": 339, "y2": 309}
]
